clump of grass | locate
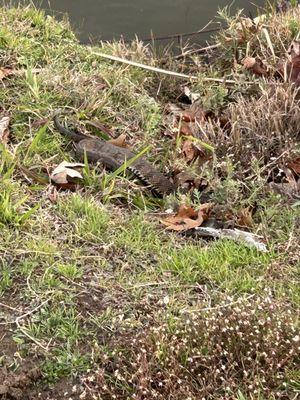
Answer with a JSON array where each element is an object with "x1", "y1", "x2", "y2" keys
[
  {"x1": 204, "y1": 84, "x2": 300, "y2": 167},
  {"x1": 58, "y1": 193, "x2": 109, "y2": 239}
]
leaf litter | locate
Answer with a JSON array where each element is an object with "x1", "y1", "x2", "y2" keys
[
  {"x1": 50, "y1": 161, "x2": 84, "y2": 189},
  {"x1": 0, "y1": 116, "x2": 10, "y2": 144},
  {"x1": 161, "y1": 203, "x2": 213, "y2": 232}
]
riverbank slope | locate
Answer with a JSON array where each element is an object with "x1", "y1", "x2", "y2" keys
[{"x1": 0, "y1": 4, "x2": 299, "y2": 399}]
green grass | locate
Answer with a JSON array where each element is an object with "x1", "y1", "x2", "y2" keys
[
  {"x1": 0, "y1": 3, "x2": 299, "y2": 399},
  {"x1": 58, "y1": 193, "x2": 110, "y2": 238}
]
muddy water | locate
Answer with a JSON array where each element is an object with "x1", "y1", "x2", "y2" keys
[{"x1": 34, "y1": 0, "x2": 264, "y2": 43}]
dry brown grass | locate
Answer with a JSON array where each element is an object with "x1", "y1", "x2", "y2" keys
[{"x1": 203, "y1": 84, "x2": 300, "y2": 166}]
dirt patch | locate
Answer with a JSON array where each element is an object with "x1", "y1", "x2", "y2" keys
[
  {"x1": 30, "y1": 377, "x2": 94, "y2": 400},
  {"x1": 0, "y1": 326, "x2": 18, "y2": 363},
  {"x1": 0, "y1": 365, "x2": 41, "y2": 399}
]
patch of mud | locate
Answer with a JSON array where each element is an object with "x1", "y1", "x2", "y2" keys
[{"x1": 0, "y1": 366, "x2": 41, "y2": 399}]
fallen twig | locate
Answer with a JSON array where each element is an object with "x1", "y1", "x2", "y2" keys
[
  {"x1": 90, "y1": 50, "x2": 239, "y2": 84},
  {"x1": 15, "y1": 298, "x2": 50, "y2": 324}
]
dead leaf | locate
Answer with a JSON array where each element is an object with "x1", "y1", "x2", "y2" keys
[
  {"x1": 181, "y1": 104, "x2": 206, "y2": 123},
  {"x1": 107, "y1": 133, "x2": 128, "y2": 148},
  {"x1": 181, "y1": 110, "x2": 196, "y2": 123},
  {"x1": 174, "y1": 171, "x2": 207, "y2": 193},
  {"x1": 277, "y1": 41, "x2": 300, "y2": 86},
  {"x1": 161, "y1": 203, "x2": 213, "y2": 232},
  {"x1": 242, "y1": 57, "x2": 268, "y2": 76},
  {"x1": 47, "y1": 186, "x2": 58, "y2": 203},
  {"x1": 0, "y1": 116, "x2": 10, "y2": 144},
  {"x1": 50, "y1": 161, "x2": 84, "y2": 188},
  {"x1": 179, "y1": 121, "x2": 194, "y2": 136},
  {"x1": 237, "y1": 207, "x2": 253, "y2": 227},
  {"x1": 287, "y1": 158, "x2": 300, "y2": 176},
  {"x1": 31, "y1": 118, "x2": 49, "y2": 128},
  {"x1": 182, "y1": 140, "x2": 200, "y2": 162},
  {"x1": 0, "y1": 68, "x2": 13, "y2": 81}
]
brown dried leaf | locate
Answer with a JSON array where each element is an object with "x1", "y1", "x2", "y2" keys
[
  {"x1": 173, "y1": 171, "x2": 208, "y2": 193},
  {"x1": 176, "y1": 204, "x2": 198, "y2": 219},
  {"x1": 277, "y1": 41, "x2": 300, "y2": 86},
  {"x1": 179, "y1": 121, "x2": 193, "y2": 136},
  {"x1": 237, "y1": 207, "x2": 253, "y2": 227},
  {"x1": 242, "y1": 57, "x2": 268, "y2": 76},
  {"x1": 287, "y1": 157, "x2": 300, "y2": 176},
  {"x1": 31, "y1": 118, "x2": 49, "y2": 128},
  {"x1": 182, "y1": 140, "x2": 200, "y2": 162},
  {"x1": 181, "y1": 110, "x2": 196, "y2": 123},
  {"x1": 181, "y1": 104, "x2": 206, "y2": 123},
  {"x1": 107, "y1": 133, "x2": 128, "y2": 148},
  {"x1": 47, "y1": 186, "x2": 58, "y2": 203},
  {"x1": 0, "y1": 116, "x2": 10, "y2": 144},
  {"x1": 0, "y1": 68, "x2": 13, "y2": 81},
  {"x1": 161, "y1": 203, "x2": 213, "y2": 232}
]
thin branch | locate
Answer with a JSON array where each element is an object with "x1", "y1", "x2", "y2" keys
[
  {"x1": 16, "y1": 321, "x2": 49, "y2": 352},
  {"x1": 173, "y1": 43, "x2": 221, "y2": 60},
  {"x1": 90, "y1": 50, "x2": 240, "y2": 84},
  {"x1": 15, "y1": 298, "x2": 50, "y2": 324},
  {"x1": 0, "y1": 302, "x2": 21, "y2": 312}
]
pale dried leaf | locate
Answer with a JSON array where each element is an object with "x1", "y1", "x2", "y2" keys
[
  {"x1": 0, "y1": 116, "x2": 10, "y2": 144},
  {"x1": 0, "y1": 68, "x2": 13, "y2": 81},
  {"x1": 50, "y1": 161, "x2": 84, "y2": 185}
]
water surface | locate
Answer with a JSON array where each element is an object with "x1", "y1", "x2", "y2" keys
[{"x1": 35, "y1": 0, "x2": 264, "y2": 43}]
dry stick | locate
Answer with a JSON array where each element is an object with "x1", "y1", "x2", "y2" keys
[
  {"x1": 15, "y1": 298, "x2": 50, "y2": 324},
  {"x1": 90, "y1": 50, "x2": 239, "y2": 84},
  {"x1": 138, "y1": 26, "x2": 221, "y2": 43},
  {"x1": 16, "y1": 321, "x2": 49, "y2": 352},
  {"x1": 173, "y1": 43, "x2": 221, "y2": 60},
  {"x1": 14, "y1": 299, "x2": 51, "y2": 352},
  {"x1": 0, "y1": 302, "x2": 21, "y2": 312}
]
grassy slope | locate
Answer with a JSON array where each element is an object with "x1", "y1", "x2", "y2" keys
[{"x1": 0, "y1": 4, "x2": 299, "y2": 400}]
